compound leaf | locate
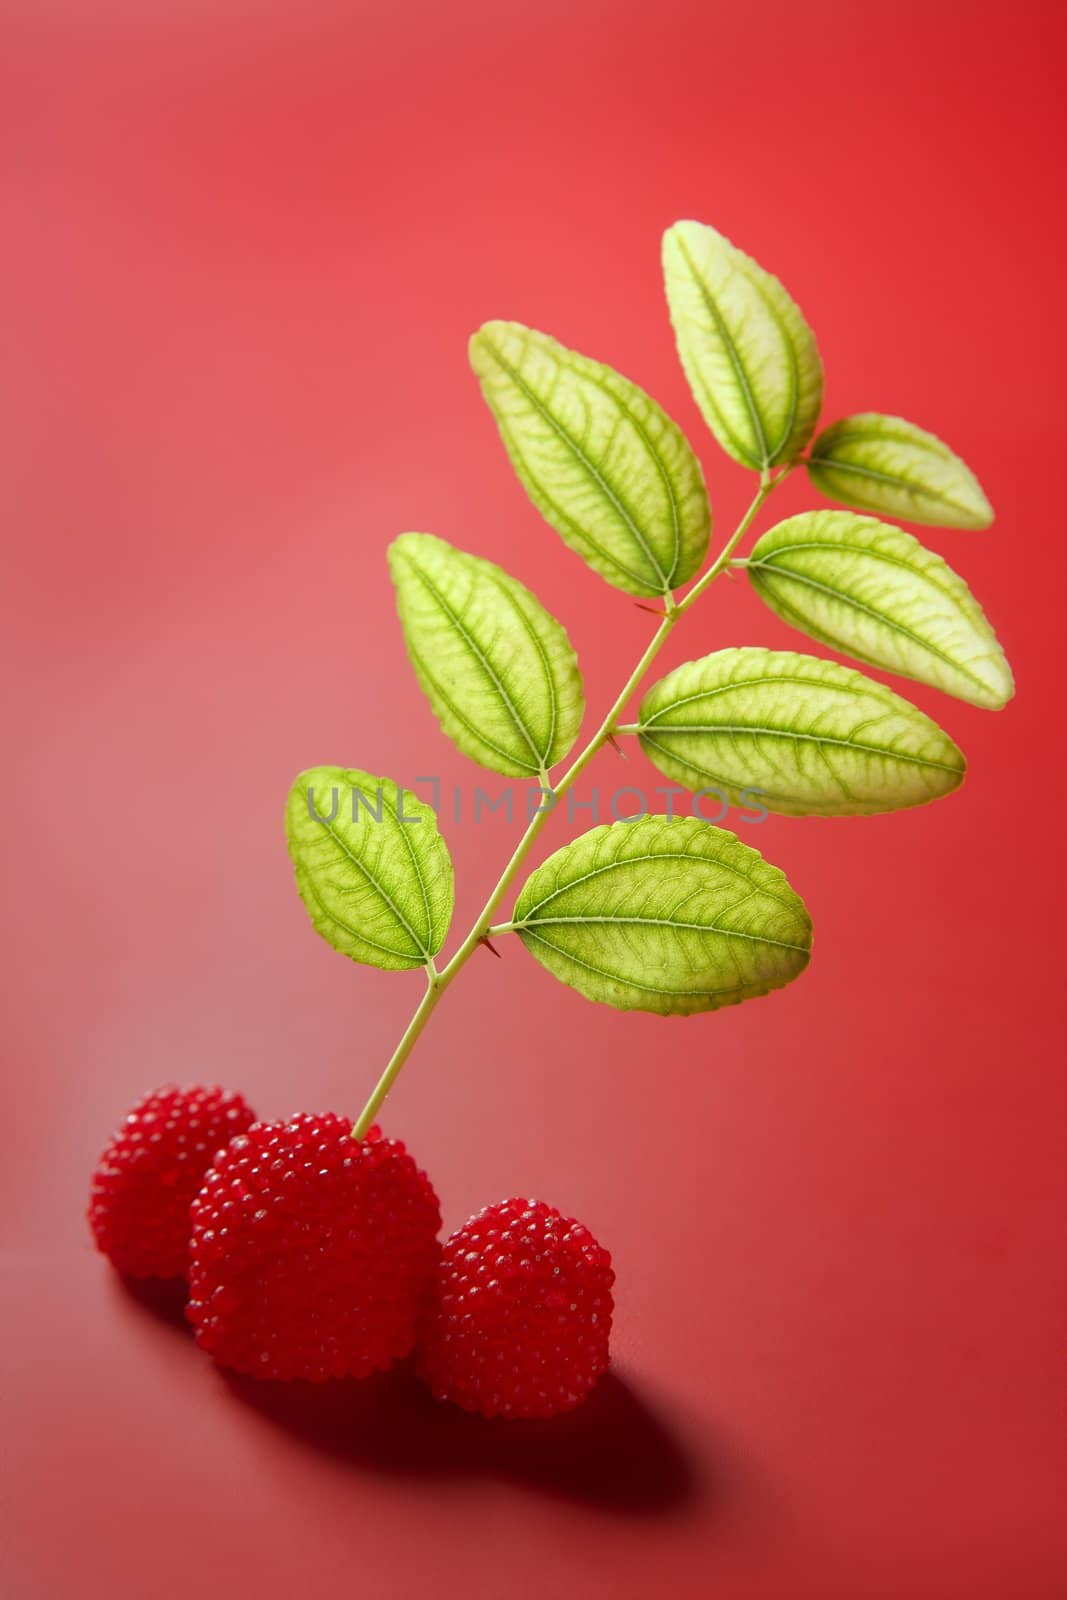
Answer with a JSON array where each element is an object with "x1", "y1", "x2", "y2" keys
[{"x1": 511, "y1": 815, "x2": 811, "y2": 1016}]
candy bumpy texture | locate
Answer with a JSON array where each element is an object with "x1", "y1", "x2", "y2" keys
[
  {"x1": 187, "y1": 1114, "x2": 441, "y2": 1381},
  {"x1": 89, "y1": 1085, "x2": 256, "y2": 1279},
  {"x1": 417, "y1": 1199, "x2": 614, "y2": 1418}
]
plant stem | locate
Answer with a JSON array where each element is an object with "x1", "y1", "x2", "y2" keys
[
  {"x1": 350, "y1": 787, "x2": 562, "y2": 1138},
  {"x1": 351, "y1": 472, "x2": 785, "y2": 1137},
  {"x1": 673, "y1": 471, "x2": 780, "y2": 615},
  {"x1": 352, "y1": 965, "x2": 442, "y2": 1140}
]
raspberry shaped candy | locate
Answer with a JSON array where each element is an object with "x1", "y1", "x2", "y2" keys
[
  {"x1": 89, "y1": 1085, "x2": 256, "y2": 1279},
  {"x1": 187, "y1": 1114, "x2": 441, "y2": 1382},
  {"x1": 417, "y1": 1198, "x2": 614, "y2": 1418}
]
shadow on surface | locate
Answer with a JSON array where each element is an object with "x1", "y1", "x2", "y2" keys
[
  {"x1": 224, "y1": 1362, "x2": 701, "y2": 1517},
  {"x1": 113, "y1": 1272, "x2": 191, "y2": 1333},
  {"x1": 111, "y1": 1273, "x2": 702, "y2": 1515}
]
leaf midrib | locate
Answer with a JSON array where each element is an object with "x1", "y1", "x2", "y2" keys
[
  {"x1": 519, "y1": 912, "x2": 810, "y2": 954},
  {"x1": 295, "y1": 863, "x2": 417, "y2": 964},
  {"x1": 485, "y1": 567, "x2": 564, "y2": 763},
  {"x1": 675, "y1": 231, "x2": 769, "y2": 467},
  {"x1": 749, "y1": 549, "x2": 995, "y2": 694},
  {"x1": 402, "y1": 553, "x2": 546, "y2": 771},
  {"x1": 810, "y1": 450, "x2": 975, "y2": 516},
  {"x1": 640, "y1": 721, "x2": 962, "y2": 774},
  {"x1": 518, "y1": 845, "x2": 801, "y2": 919},
  {"x1": 306, "y1": 801, "x2": 430, "y2": 960},
  {"x1": 485, "y1": 334, "x2": 672, "y2": 593}
]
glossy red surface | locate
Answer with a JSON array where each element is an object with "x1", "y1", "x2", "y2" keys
[{"x1": 3, "y1": 3, "x2": 1065, "y2": 1595}]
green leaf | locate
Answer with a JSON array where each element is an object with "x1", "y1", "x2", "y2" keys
[
  {"x1": 388, "y1": 532, "x2": 584, "y2": 778},
  {"x1": 747, "y1": 511, "x2": 1013, "y2": 710},
  {"x1": 633, "y1": 647, "x2": 965, "y2": 817},
  {"x1": 662, "y1": 220, "x2": 824, "y2": 471},
  {"x1": 807, "y1": 414, "x2": 993, "y2": 529},
  {"x1": 469, "y1": 320, "x2": 711, "y2": 598},
  {"x1": 286, "y1": 766, "x2": 453, "y2": 971},
  {"x1": 511, "y1": 816, "x2": 811, "y2": 1016}
]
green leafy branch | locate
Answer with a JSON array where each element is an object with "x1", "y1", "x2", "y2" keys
[{"x1": 284, "y1": 221, "x2": 1013, "y2": 1138}]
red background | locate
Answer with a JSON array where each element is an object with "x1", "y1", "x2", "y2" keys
[{"x1": 3, "y1": 3, "x2": 1065, "y2": 1596}]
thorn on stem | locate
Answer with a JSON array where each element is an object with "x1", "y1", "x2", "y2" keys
[
  {"x1": 478, "y1": 935, "x2": 503, "y2": 959},
  {"x1": 606, "y1": 733, "x2": 629, "y2": 761},
  {"x1": 633, "y1": 602, "x2": 667, "y2": 617}
]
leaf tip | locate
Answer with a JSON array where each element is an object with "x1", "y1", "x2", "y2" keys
[
  {"x1": 469, "y1": 320, "x2": 522, "y2": 376},
  {"x1": 973, "y1": 661, "x2": 1014, "y2": 711},
  {"x1": 467, "y1": 324, "x2": 493, "y2": 377},
  {"x1": 966, "y1": 487, "x2": 995, "y2": 531},
  {"x1": 389, "y1": 526, "x2": 445, "y2": 564},
  {"x1": 663, "y1": 217, "x2": 720, "y2": 249},
  {"x1": 386, "y1": 529, "x2": 419, "y2": 567},
  {"x1": 661, "y1": 219, "x2": 685, "y2": 257}
]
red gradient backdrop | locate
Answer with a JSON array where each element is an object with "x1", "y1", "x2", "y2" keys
[{"x1": 3, "y1": 3, "x2": 1066, "y2": 1596}]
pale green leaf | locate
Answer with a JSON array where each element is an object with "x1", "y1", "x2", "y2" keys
[
  {"x1": 389, "y1": 532, "x2": 584, "y2": 778},
  {"x1": 807, "y1": 414, "x2": 993, "y2": 529},
  {"x1": 747, "y1": 511, "x2": 1013, "y2": 710},
  {"x1": 662, "y1": 220, "x2": 824, "y2": 471},
  {"x1": 633, "y1": 648, "x2": 965, "y2": 817},
  {"x1": 286, "y1": 766, "x2": 453, "y2": 971},
  {"x1": 470, "y1": 320, "x2": 711, "y2": 598},
  {"x1": 510, "y1": 816, "x2": 811, "y2": 1016}
]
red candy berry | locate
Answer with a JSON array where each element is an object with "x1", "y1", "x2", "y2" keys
[
  {"x1": 89, "y1": 1085, "x2": 256, "y2": 1279},
  {"x1": 187, "y1": 1114, "x2": 441, "y2": 1382},
  {"x1": 417, "y1": 1198, "x2": 614, "y2": 1419}
]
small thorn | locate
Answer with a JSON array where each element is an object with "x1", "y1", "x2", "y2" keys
[
  {"x1": 606, "y1": 733, "x2": 629, "y2": 761},
  {"x1": 633, "y1": 601, "x2": 668, "y2": 617},
  {"x1": 478, "y1": 935, "x2": 503, "y2": 959}
]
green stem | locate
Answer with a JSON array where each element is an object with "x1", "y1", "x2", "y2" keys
[
  {"x1": 350, "y1": 617, "x2": 679, "y2": 1137},
  {"x1": 351, "y1": 471, "x2": 785, "y2": 1137},
  {"x1": 352, "y1": 964, "x2": 442, "y2": 1140},
  {"x1": 555, "y1": 612, "x2": 677, "y2": 791},
  {"x1": 441, "y1": 773, "x2": 557, "y2": 982},
  {"x1": 673, "y1": 471, "x2": 780, "y2": 616},
  {"x1": 351, "y1": 782, "x2": 559, "y2": 1139}
]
